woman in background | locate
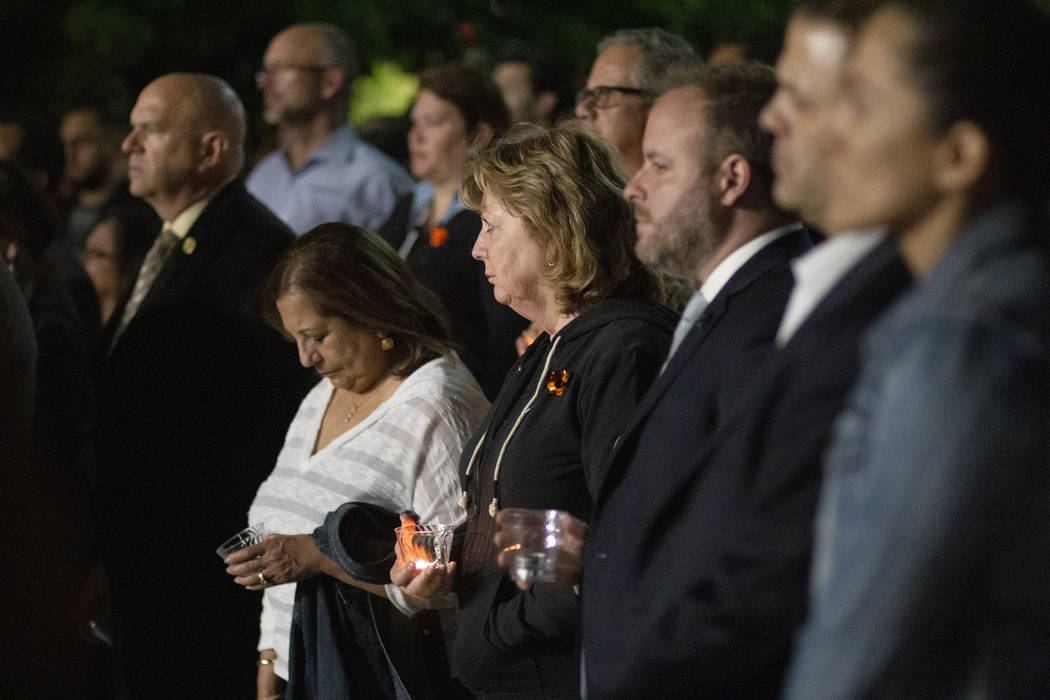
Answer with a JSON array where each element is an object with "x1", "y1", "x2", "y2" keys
[
  {"x1": 80, "y1": 197, "x2": 158, "y2": 324},
  {"x1": 0, "y1": 159, "x2": 104, "y2": 692},
  {"x1": 379, "y1": 64, "x2": 527, "y2": 399},
  {"x1": 0, "y1": 159, "x2": 93, "y2": 484}
]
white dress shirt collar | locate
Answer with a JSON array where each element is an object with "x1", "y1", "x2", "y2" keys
[
  {"x1": 775, "y1": 228, "x2": 886, "y2": 346},
  {"x1": 163, "y1": 197, "x2": 213, "y2": 240},
  {"x1": 700, "y1": 221, "x2": 804, "y2": 303}
]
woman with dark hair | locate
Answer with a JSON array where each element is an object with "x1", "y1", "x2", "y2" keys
[
  {"x1": 783, "y1": 1, "x2": 1050, "y2": 696},
  {"x1": 392, "y1": 123, "x2": 674, "y2": 696},
  {"x1": 379, "y1": 64, "x2": 527, "y2": 399},
  {"x1": 0, "y1": 159, "x2": 105, "y2": 688},
  {"x1": 80, "y1": 197, "x2": 159, "y2": 323},
  {"x1": 0, "y1": 159, "x2": 94, "y2": 476},
  {"x1": 224, "y1": 223, "x2": 489, "y2": 697}
]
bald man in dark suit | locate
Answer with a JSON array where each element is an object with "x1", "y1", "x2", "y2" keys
[{"x1": 95, "y1": 73, "x2": 309, "y2": 697}]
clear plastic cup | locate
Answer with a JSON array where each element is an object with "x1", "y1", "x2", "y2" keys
[
  {"x1": 216, "y1": 523, "x2": 266, "y2": 560},
  {"x1": 498, "y1": 508, "x2": 577, "y2": 585},
  {"x1": 395, "y1": 523, "x2": 455, "y2": 569}
]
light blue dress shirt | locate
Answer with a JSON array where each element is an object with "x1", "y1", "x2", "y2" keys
[{"x1": 247, "y1": 124, "x2": 413, "y2": 235}]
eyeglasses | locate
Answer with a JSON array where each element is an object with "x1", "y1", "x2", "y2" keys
[
  {"x1": 255, "y1": 63, "x2": 331, "y2": 88},
  {"x1": 575, "y1": 85, "x2": 647, "y2": 108}
]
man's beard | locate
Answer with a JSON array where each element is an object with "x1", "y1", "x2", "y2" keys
[
  {"x1": 264, "y1": 97, "x2": 324, "y2": 127},
  {"x1": 635, "y1": 180, "x2": 729, "y2": 287}
]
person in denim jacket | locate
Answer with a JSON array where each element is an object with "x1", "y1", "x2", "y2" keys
[{"x1": 784, "y1": 1, "x2": 1050, "y2": 697}]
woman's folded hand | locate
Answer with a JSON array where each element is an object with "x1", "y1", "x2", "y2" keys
[{"x1": 225, "y1": 534, "x2": 325, "y2": 590}]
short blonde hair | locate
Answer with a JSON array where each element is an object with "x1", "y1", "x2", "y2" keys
[{"x1": 461, "y1": 122, "x2": 658, "y2": 313}]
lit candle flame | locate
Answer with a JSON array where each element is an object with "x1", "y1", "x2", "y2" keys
[{"x1": 398, "y1": 517, "x2": 439, "y2": 568}]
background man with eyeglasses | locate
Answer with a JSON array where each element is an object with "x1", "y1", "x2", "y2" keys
[
  {"x1": 247, "y1": 23, "x2": 411, "y2": 234},
  {"x1": 574, "y1": 28, "x2": 696, "y2": 175}
]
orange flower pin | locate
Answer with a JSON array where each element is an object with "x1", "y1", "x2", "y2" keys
[
  {"x1": 546, "y1": 369, "x2": 570, "y2": 396},
  {"x1": 429, "y1": 227, "x2": 448, "y2": 247}
]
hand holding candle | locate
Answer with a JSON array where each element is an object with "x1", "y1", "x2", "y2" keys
[
  {"x1": 494, "y1": 509, "x2": 587, "y2": 590},
  {"x1": 391, "y1": 512, "x2": 456, "y2": 598},
  {"x1": 395, "y1": 519, "x2": 455, "y2": 570}
]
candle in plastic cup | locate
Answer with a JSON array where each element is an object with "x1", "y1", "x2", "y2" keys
[
  {"x1": 216, "y1": 523, "x2": 266, "y2": 560},
  {"x1": 395, "y1": 523, "x2": 455, "y2": 569},
  {"x1": 498, "y1": 508, "x2": 572, "y2": 585}
]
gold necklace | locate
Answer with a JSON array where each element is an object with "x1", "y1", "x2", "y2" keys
[
  {"x1": 343, "y1": 393, "x2": 375, "y2": 423},
  {"x1": 339, "y1": 376, "x2": 394, "y2": 424},
  {"x1": 343, "y1": 396, "x2": 373, "y2": 423}
]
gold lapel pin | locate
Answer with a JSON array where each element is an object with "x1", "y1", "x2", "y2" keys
[{"x1": 182, "y1": 237, "x2": 197, "y2": 255}]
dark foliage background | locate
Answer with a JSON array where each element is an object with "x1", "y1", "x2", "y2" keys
[{"x1": 0, "y1": 1, "x2": 792, "y2": 132}]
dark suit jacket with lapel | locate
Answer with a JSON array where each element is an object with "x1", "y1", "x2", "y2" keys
[
  {"x1": 582, "y1": 238, "x2": 912, "y2": 698},
  {"x1": 94, "y1": 181, "x2": 311, "y2": 696},
  {"x1": 378, "y1": 193, "x2": 528, "y2": 400},
  {"x1": 591, "y1": 226, "x2": 813, "y2": 521}
]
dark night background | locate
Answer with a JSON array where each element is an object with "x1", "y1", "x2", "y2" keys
[{"x1": 0, "y1": 0, "x2": 792, "y2": 144}]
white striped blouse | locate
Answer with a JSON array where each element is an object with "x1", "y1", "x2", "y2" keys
[{"x1": 247, "y1": 355, "x2": 488, "y2": 680}]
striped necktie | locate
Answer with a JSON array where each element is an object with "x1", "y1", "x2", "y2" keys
[{"x1": 109, "y1": 227, "x2": 179, "y2": 352}]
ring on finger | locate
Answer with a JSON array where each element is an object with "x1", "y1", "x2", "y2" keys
[{"x1": 257, "y1": 570, "x2": 268, "y2": 585}]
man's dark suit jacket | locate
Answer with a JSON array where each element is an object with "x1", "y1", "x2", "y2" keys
[
  {"x1": 591, "y1": 226, "x2": 813, "y2": 528},
  {"x1": 582, "y1": 238, "x2": 911, "y2": 698},
  {"x1": 94, "y1": 181, "x2": 310, "y2": 697}
]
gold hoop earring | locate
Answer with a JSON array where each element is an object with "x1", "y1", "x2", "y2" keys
[{"x1": 381, "y1": 337, "x2": 395, "y2": 351}]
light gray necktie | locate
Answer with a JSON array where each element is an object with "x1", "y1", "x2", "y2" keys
[
  {"x1": 110, "y1": 228, "x2": 179, "y2": 351},
  {"x1": 662, "y1": 290, "x2": 708, "y2": 371}
]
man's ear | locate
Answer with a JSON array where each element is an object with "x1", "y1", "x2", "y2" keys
[
  {"x1": 468, "y1": 122, "x2": 495, "y2": 154},
  {"x1": 197, "y1": 131, "x2": 230, "y2": 172},
  {"x1": 716, "y1": 153, "x2": 752, "y2": 207},
  {"x1": 933, "y1": 120, "x2": 990, "y2": 194},
  {"x1": 535, "y1": 91, "x2": 559, "y2": 122},
  {"x1": 320, "y1": 67, "x2": 347, "y2": 101}
]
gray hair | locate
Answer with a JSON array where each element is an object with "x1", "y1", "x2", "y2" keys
[{"x1": 597, "y1": 28, "x2": 698, "y2": 102}]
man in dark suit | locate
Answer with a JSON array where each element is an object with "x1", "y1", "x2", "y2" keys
[
  {"x1": 583, "y1": 245, "x2": 910, "y2": 697},
  {"x1": 94, "y1": 73, "x2": 308, "y2": 697},
  {"x1": 572, "y1": 60, "x2": 811, "y2": 693},
  {"x1": 579, "y1": 3, "x2": 912, "y2": 696}
]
